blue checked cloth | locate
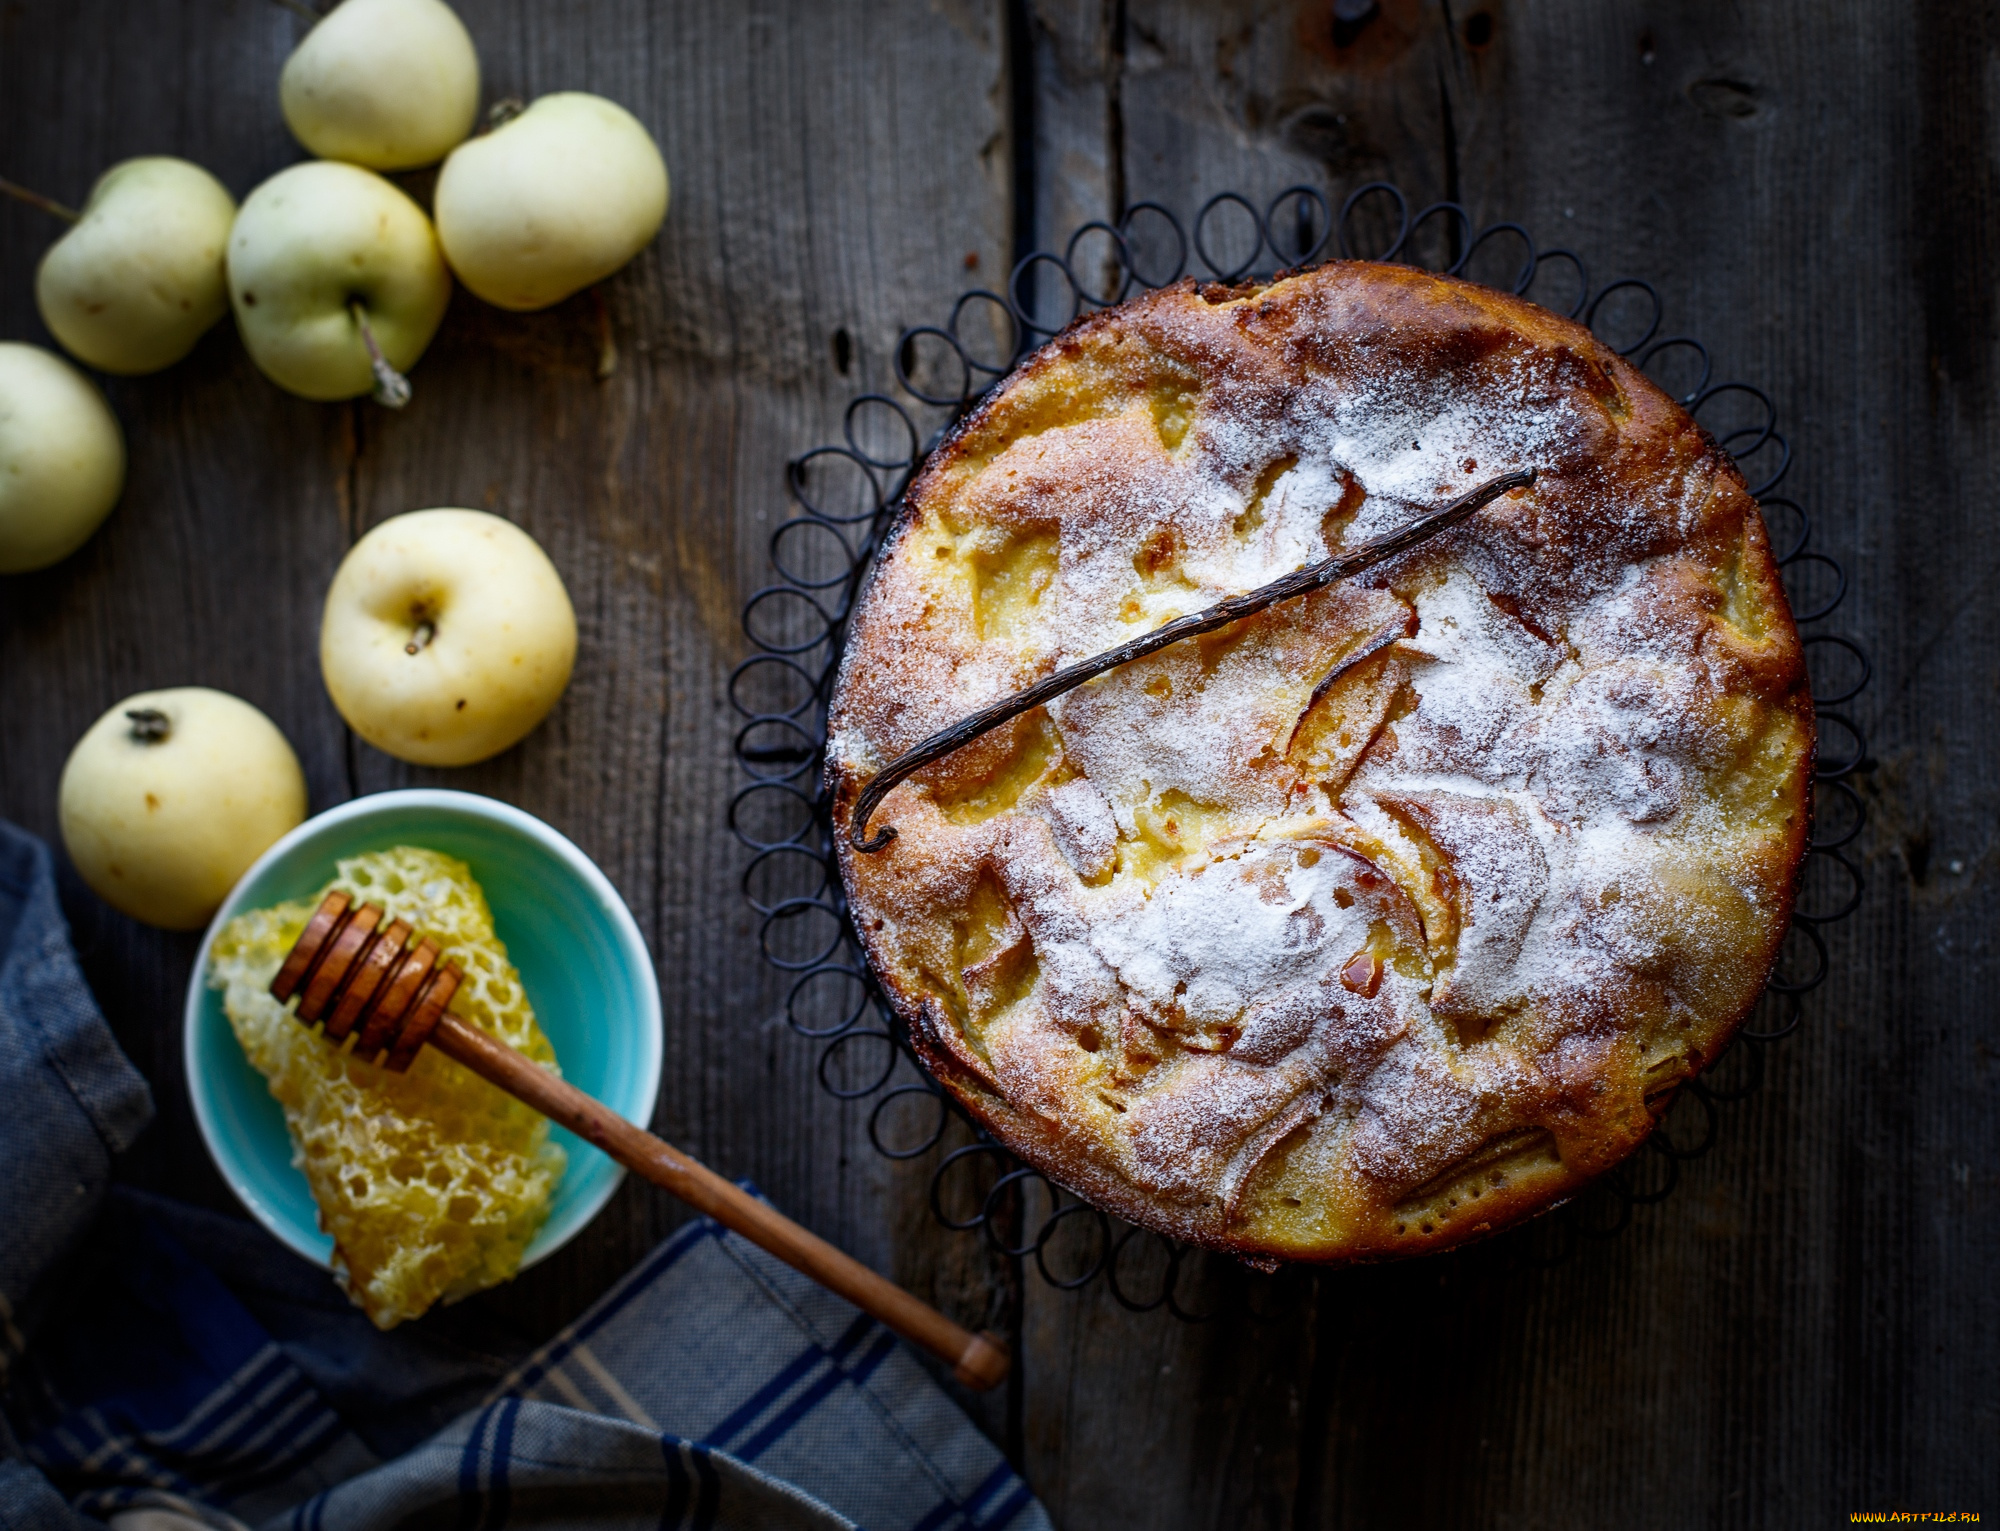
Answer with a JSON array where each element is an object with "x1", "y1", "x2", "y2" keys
[{"x1": 0, "y1": 820, "x2": 1048, "y2": 1531}]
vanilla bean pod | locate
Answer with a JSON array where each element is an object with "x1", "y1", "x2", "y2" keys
[{"x1": 846, "y1": 465, "x2": 1537, "y2": 852}]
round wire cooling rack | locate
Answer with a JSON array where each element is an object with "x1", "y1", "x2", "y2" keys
[{"x1": 728, "y1": 182, "x2": 1872, "y2": 1318}]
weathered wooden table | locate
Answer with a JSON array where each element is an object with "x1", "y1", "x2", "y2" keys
[{"x1": 3, "y1": 2, "x2": 1992, "y2": 1524}]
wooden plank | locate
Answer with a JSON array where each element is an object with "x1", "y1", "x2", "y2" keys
[
  {"x1": 1116, "y1": 0, "x2": 1457, "y2": 264},
  {"x1": 1019, "y1": 1, "x2": 1121, "y2": 278}
]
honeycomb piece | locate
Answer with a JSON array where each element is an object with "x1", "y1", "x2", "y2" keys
[{"x1": 209, "y1": 846, "x2": 566, "y2": 1328}]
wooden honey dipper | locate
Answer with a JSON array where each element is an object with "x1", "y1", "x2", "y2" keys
[{"x1": 271, "y1": 889, "x2": 1009, "y2": 1390}]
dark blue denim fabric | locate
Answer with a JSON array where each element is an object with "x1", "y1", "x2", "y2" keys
[
  {"x1": 0, "y1": 820, "x2": 154, "y2": 1341},
  {"x1": 0, "y1": 819, "x2": 153, "y2": 1530}
]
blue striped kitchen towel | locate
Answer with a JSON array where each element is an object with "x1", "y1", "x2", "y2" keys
[
  {"x1": 11, "y1": 1199, "x2": 1047, "y2": 1531},
  {"x1": 483, "y1": 1208, "x2": 1045, "y2": 1531},
  {"x1": 290, "y1": 1204, "x2": 1050, "y2": 1531},
  {"x1": 10, "y1": 1199, "x2": 373, "y2": 1527}
]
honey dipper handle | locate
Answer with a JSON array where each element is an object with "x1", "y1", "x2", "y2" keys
[{"x1": 426, "y1": 1013, "x2": 1010, "y2": 1391}]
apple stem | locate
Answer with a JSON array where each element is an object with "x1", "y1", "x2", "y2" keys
[
  {"x1": 0, "y1": 176, "x2": 80, "y2": 224},
  {"x1": 485, "y1": 98, "x2": 525, "y2": 132},
  {"x1": 592, "y1": 286, "x2": 619, "y2": 380},
  {"x1": 349, "y1": 301, "x2": 412, "y2": 409},
  {"x1": 405, "y1": 621, "x2": 436, "y2": 656},
  {"x1": 126, "y1": 708, "x2": 172, "y2": 744}
]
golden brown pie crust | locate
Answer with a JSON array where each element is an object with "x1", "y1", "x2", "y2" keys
[{"x1": 826, "y1": 261, "x2": 1812, "y2": 1263}]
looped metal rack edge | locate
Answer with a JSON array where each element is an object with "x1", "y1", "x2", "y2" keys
[{"x1": 727, "y1": 183, "x2": 1871, "y2": 1318}]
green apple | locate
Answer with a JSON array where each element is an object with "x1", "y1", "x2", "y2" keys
[
  {"x1": 320, "y1": 508, "x2": 576, "y2": 765},
  {"x1": 434, "y1": 92, "x2": 668, "y2": 311},
  {"x1": 59, "y1": 687, "x2": 307, "y2": 930},
  {"x1": 34, "y1": 157, "x2": 237, "y2": 375},
  {"x1": 0, "y1": 343, "x2": 125, "y2": 573},
  {"x1": 280, "y1": 0, "x2": 482, "y2": 171},
  {"x1": 228, "y1": 161, "x2": 451, "y2": 403}
]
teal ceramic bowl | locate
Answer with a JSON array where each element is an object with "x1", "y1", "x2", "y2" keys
[{"x1": 184, "y1": 788, "x2": 662, "y2": 1273}]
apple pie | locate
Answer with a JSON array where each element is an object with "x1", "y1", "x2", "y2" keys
[{"x1": 826, "y1": 261, "x2": 1812, "y2": 1262}]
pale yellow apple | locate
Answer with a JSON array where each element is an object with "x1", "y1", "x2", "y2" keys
[
  {"x1": 280, "y1": 0, "x2": 481, "y2": 171},
  {"x1": 35, "y1": 157, "x2": 238, "y2": 375},
  {"x1": 228, "y1": 161, "x2": 451, "y2": 402},
  {"x1": 59, "y1": 688, "x2": 307, "y2": 930},
  {"x1": 0, "y1": 343, "x2": 125, "y2": 574},
  {"x1": 434, "y1": 92, "x2": 668, "y2": 311},
  {"x1": 321, "y1": 509, "x2": 576, "y2": 765}
]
